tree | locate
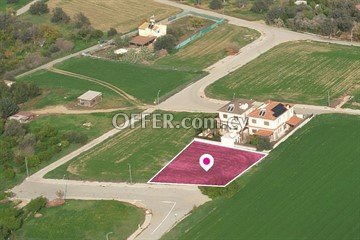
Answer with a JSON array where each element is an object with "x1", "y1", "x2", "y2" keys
[
  {"x1": 0, "y1": 98, "x2": 19, "y2": 119},
  {"x1": 6, "y1": 0, "x2": 19, "y2": 4},
  {"x1": 209, "y1": 0, "x2": 223, "y2": 10},
  {"x1": 107, "y1": 27, "x2": 118, "y2": 37},
  {"x1": 74, "y1": 12, "x2": 91, "y2": 29},
  {"x1": 114, "y1": 35, "x2": 130, "y2": 47},
  {"x1": 55, "y1": 38, "x2": 74, "y2": 52},
  {"x1": 29, "y1": 1, "x2": 49, "y2": 15},
  {"x1": 4, "y1": 120, "x2": 26, "y2": 138},
  {"x1": 251, "y1": 0, "x2": 269, "y2": 13},
  {"x1": 51, "y1": 7, "x2": 70, "y2": 24},
  {"x1": 154, "y1": 34, "x2": 177, "y2": 52},
  {"x1": 0, "y1": 203, "x2": 23, "y2": 239},
  {"x1": 19, "y1": 133, "x2": 37, "y2": 156}
]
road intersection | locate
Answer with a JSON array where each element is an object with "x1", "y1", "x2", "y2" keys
[{"x1": 11, "y1": 1, "x2": 360, "y2": 239}]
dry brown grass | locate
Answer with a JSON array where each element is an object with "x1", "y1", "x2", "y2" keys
[{"x1": 48, "y1": 0, "x2": 180, "y2": 32}]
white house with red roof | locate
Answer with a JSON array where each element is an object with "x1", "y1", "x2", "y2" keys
[{"x1": 247, "y1": 100, "x2": 302, "y2": 141}]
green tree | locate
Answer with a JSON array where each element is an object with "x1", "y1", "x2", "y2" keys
[
  {"x1": 51, "y1": 7, "x2": 70, "y2": 24},
  {"x1": 251, "y1": 0, "x2": 269, "y2": 13},
  {"x1": 4, "y1": 120, "x2": 26, "y2": 138},
  {"x1": 154, "y1": 34, "x2": 177, "y2": 52},
  {"x1": 209, "y1": 0, "x2": 223, "y2": 10},
  {"x1": 0, "y1": 98, "x2": 19, "y2": 119},
  {"x1": 74, "y1": 12, "x2": 91, "y2": 29},
  {"x1": 114, "y1": 35, "x2": 130, "y2": 47},
  {"x1": 29, "y1": 1, "x2": 49, "y2": 15},
  {"x1": 107, "y1": 27, "x2": 118, "y2": 37},
  {"x1": 0, "y1": 203, "x2": 23, "y2": 239}
]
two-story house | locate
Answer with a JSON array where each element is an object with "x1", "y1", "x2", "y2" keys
[{"x1": 247, "y1": 101, "x2": 297, "y2": 142}]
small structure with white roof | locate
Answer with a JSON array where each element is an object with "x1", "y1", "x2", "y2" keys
[{"x1": 78, "y1": 90, "x2": 102, "y2": 107}]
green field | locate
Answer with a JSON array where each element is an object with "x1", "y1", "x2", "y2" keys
[
  {"x1": 45, "y1": 112, "x2": 207, "y2": 182},
  {"x1": 163, "y1": 114, "x2": 360, "y2": 239},
  {"x1": 207, "y1": 41, "x2": 360, "y2": 105},
  {"x1": 56, "y1": 58, "x2": 203, "y2": 103},
  {"x1": 18, "y1": 70, "x2": 133, "y2": 109},
  {"x1": 15, "y1": 200, "x2": 144, "y2": 240},
  {"x1": 155, "y1": 24, "x2": 260, "y2": 70},
  {"x1": 0, "y1": 0, "x2": 31, "y2": 11}
]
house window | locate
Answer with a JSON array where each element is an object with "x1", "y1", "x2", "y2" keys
[
  {"x1": 252, "y1": 119, "x2": 257, "y2": 124},
  {"x1": 223, "y1": 114, "x2": 228, "y2": 119},
  {"x1": 264, "y1": 121, "x2": 269, "y2": 126}
]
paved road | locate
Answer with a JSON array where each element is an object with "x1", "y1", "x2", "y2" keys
[
  {"x1": 156, "y1": 0, "x2": 360, "y2": 114},
  {"x1": 16, "y1": 0, "x2": 40, "y2": 16}
]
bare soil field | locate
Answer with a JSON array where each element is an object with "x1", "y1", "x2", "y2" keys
[{"x1": 47, "y1": 0, "x2": 180, "y2": 32}]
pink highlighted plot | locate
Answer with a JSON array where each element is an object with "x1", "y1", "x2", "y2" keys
[{"x1": 148, "y1": 140, "x2": 267, "y2": 187}]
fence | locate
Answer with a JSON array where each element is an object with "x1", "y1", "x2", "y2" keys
[{"x1": 167, "y1": 11, "x2": 225, "y2": 50}]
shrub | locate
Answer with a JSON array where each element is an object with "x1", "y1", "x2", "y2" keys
[
  {"x1": 51, "y1": 7, "x2": 70, "y2": 24},
  {"x1": 154, "y1": 34, "x2": 177, "y2": 52},
  {"x1": 107, "y1": 27, "x2": 118, "y2": 37},
  {"x1": 167, "y1": 26, "x2": 184, "y2": 40},
  {"x1": 29, "y1": 1, "x2": 49, "y2": 15},
  {"x1": 25, "y1": 196, "x2": 47, "y2": 215},
  {"x1": 74, "y1": 12, "x2": 91, "y2": 29},
  {"x1": 62, "y1": 131, "x2": 88, "y2": 144},
  {"x1": 55, "y1": 38, "x2": 74, "y2": 52},
  {"x1": 0, "y1": 98, "x2": 19, "y2": 119},
  {"x1": 27, "y1": 155, "x2": 41, "y2": 168},
  {"x1": 4, "y1": 120, "x2": 26, "y2": 138},
  {"x1": 226, "y1": 42, "x2": 240, "y2": 55},
  {"x1": 209, "y1": 0, "x2": 223, "y2": 10},
  {"x1": 114, "y1": 35, "x2": 130, "y2": 47},
  {"x1": 4, "y1": 167, "x2": 15, "y2": 180},
  {"x1": 257, "y1": 137, "x2": 272, "y2": 151},
  {"x1": 0, "y1": 119, "x2": 4, "y2": 134},
  {"x1": 0, "y1": 203, "x2": 23, "y2": 239},
  {"x1": 6, "y1": 0, "x2": 19, "y2": 4},
  {"x1": 251, "y1": 0, "x2": 269, "y2": 13}
]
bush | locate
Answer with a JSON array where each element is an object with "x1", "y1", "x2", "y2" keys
[
  {"x1": 25, "y1": 196, "x2": 47, "y2": 215},
  {"x1": 0, "y1": 98, "x2": 19, "y2": 119},
  {"x1": 4, "y1": 120, "x2": 26, "y2": 138},
  {"x1": 62, "y1": 131, "x2": 88, "y2": 144},
  {"x1": 55, "y1": 38, "x2": 74, "y2": 53},
  {"x1": 51, "y1": 7, "x2": 70, "y2": 24},
  {"x1": 154, "y1": 34, "x2": 177, "y2": 52},
  {"x1": 6, "y1": 0, "x2": 19, "y2": 4},
  {"x1": 251, "y1": 0, "x2": 269, "y2": 13},
  {"x1": 167, "y1": 26, "x2": 184, "y2": 41},
  {"x1": 27, "y1": 155, "x2": 41, "y2": 168},
  {"x1": 0, "y1": 203, "x2": 23, "y2": 239},
  {"x1": 209, "y1": 0, "x2": 223, "y2": 10},
  {"x1": 29, "y1": 1, "x2": 49, "y2": 15},
  {"x1": 226, "y1": 42, "x2": 240, "y2": 55},
  {"x1": 0, "y1": 119, "x2": 4, "y2": 134},
  {"x1": 4, "y1": 167, "x2": 15, "y2": 180},
  {"x1": 114, "y1": 35, "x2": 130, "y2": 47},
  {"x1": 107, "y1": 27, "x2": 118, "y2": 37},
  {"x1": 257, "y1": 137, "x2": 272, "y2": 151},
  {"x1": 74, "y1": 12, "x2": 91, "y2": 29}
]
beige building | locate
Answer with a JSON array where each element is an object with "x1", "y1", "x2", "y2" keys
[{"x1": 78, "y1": 90, "x2": 102, "y2": 107}]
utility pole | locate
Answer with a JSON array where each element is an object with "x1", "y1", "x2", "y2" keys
[
  {"x1": 327, "y1": 90, "x2": 331, "y2": 107},
  {"x1": 157, "y1": 90, "x2": 161, "y2": 105},
  {"x1": 25, "y1": 158, "x2": 29, "y2": 178},
  {"x1": 128, "y1": 163, "x2": 133, "y2": 184}
]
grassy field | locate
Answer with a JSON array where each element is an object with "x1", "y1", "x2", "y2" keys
[
  {"x1": 0, "y1": 0, "x2": 31, "y2": 11},
  {"x1": 163, "y1": 114, "x2": 360, "y2": 240},
  {"x1": 155, "y1": 23, "x2": 260, "y2": 70},
  {"x1": 45, "y1": 112, "x2": 208, "y2": 182},
  {"x1": 47, "y1": 0, "x2": 180, "y2": 32},
  {"x1": 56, "y1": 57, "x2": 203, "y2": 103},
  {"x1": 15, "y1": 200, "x2": 144, "y2": 240},
  {"x1": 18, "y1": 70, "x2": 132, "y2": 109},
  {"x1": 207, "y1": 41, "x2": 360, "y2": 105}
]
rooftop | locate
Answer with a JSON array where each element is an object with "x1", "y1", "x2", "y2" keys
[
  {"x1": 130, "y1": 36, "x2": 156, "y2": 46},
  {"x1": 218, "y1": 99, "x2": 255, "y2": 115},
  {"x1": 248, "y1": 100, "x2": 293, "y2": 120},
  {"x1": 78, "y1": 90, "x2": 102, "y2": 101}
]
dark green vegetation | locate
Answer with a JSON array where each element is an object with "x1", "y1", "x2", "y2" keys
[
  {"x1": 207, "y1": 41, "x2": 360, "y2": 105},
  {"x1": 0, "y1": 0, "x2": 31, "y2": 11},
  {"x1": 187, "y1": 0, "x2": 360, "y2": 40},
  {"x1": 163, "y1": 114, "x2": 360, "y2": 239},
  {"x1": 46, "y1": 112, "x2": 208, "y2": 182},
  {"x1": 56, "y1": 57, "x2": 202, "y2": 103},
  {"x1": 155, "y1": 24, "x2": 260, "y2": 70},
  {"x1": 14, "y1": 200, "x2": 144, "y2": 240},
  {"x1": 18, "y1": 70, "x2": 131, "y2": 109},
  {"x1": 1, "y1": 3, "x2": 103, "y2": 78}
]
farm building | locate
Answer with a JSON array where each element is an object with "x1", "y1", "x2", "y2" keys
[
  {"x1": 78, "y1": 90, "x2": 102, "y2": 107},
  {"x1": 9, "y1": 112, "x2": 35, "y2": 123},
  {"x1": 130, "y1": 36, "x2": 156, "y2": 46},
  {"x1": 138, "y1": 16, "x2": 167, "y2": 37}
]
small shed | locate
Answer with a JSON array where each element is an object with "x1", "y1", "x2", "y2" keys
[{"x1": 78, "y1": 90, "x2": 102, "y2": 107}]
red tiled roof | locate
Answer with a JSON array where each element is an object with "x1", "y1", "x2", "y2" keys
[
  {"x1": 286, "y1": 116, "x2": 302, "y2": 127},
  {"x1": 254, "y1": 130, "x2": 273, "y2": 137},
  {"x1": 248, "y1": 100, "x2": 293, "y2": 120},
  {"x1": 130, "y1": 36, "x2": 156, "y2": 46}
]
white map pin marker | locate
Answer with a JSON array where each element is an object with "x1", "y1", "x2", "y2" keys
[{"x1": 199, "y1": 154, "x2": 214, "y2": 172}]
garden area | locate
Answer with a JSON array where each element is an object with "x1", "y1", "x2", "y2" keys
[{"x1": 206, "y1": 41, "x2": 360, "y2": 106}]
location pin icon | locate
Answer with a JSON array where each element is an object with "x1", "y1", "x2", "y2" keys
[{"x1": 199, "y1": 154, "x2": 214, "y2": 172}]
